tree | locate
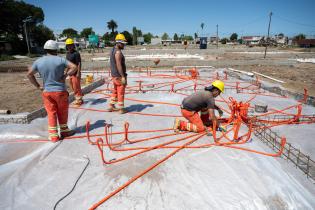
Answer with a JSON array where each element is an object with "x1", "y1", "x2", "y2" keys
[
  {"x1": 143, "y1": 33, "x2": 153, "y2": 43},
  {"x1": 80, "y1": 27, "x2": 94, "y2": 38},
  {"x1": 173, "y1": 33, "x2": 178, "y2": 41},
  {"x1": 132, "y1": 27, "x2": 137, "y2": 45},
  {"x1": 107, "y1": 19, "x2": 118, "y2": 34},
  {"x1": 194, "y1": 33, "x2": 198, "y2": 39},
  {"x1": 161, "y1": 33, "x2": 169, "y2": 40},
  {"x1": 32, "y1": 24, "x2": 55, "y2": 47},
  {"x1": 0, "y1": 0, "x2": 44, "y2": 54},
  {"x1": 201, "y1": 23, "x2": 204, "y2": 30},
  {"x1": 230, "y1": 33, "x2": 238, "y2": 42},
  {"x1": 61, "y1": 28, "x2": 78, "y2": 38},
  {"x1": 121, "y1": 30, "x2": 133, "y2": 45},
  {"x1": 220, "y1": 38, "x2": 229, "y2": 44},
  {"x1": 182, "y1": 35, "x2": 193, "y2": 41},
  {"x1": 294, "y1": 33, "x2": 306, "y2": 41}
]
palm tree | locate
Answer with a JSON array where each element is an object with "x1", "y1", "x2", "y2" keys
[
  {"x1": 200, "y1": 23, "x2": 204, "y2": 35},
  {"x1": 107, "y1": 19, "x2": 118, "y2": 34}
]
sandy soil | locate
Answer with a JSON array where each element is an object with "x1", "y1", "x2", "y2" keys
[{"x1": 0, "y1": 72, "x2": 82, "y2": 113}]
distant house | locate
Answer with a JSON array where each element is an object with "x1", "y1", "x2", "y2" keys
[
  {"x1": 241, "y1": 36, "x2": 264, "y2": 46},
  {"x1": 209, "y1": 36, "x2": 219, "y2": 44},
  {"x1": 293, "y1": 39, "x2": 315, "y2": 48},
  {"x1": 150, "y1": 38, "x2": 162, "y2": 45}
]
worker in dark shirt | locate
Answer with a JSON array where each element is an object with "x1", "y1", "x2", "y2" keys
[
  {"x1": 66, "y1": 38, "x2": 83, "y2": 106},
  {"x1": 174, "y1": 80, "x2": 224, "y2": 133},
  {"x1": 108, "y1": 33, "x2": 128, "y2": 114}
]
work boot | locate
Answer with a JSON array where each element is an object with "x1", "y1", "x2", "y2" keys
[
  {"x1": 60, "y1": 129, "x2": 76, "y2": 139},
  {"x1": 107, "y1": 105, "x2": 117, "y2": 112},
  {"x1": 50, "y1": 136, "x2": 60, "y2": 143},
  {"x1": 173, "y1": 118, "x2": 181, "y2": 132},
  {"x1": 118, "y1": 108, "x2": 127, "y2": 114}
]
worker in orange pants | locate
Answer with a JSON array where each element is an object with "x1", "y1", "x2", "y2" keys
[
  {"x1": 66, "y1": 38, "x2": 83, "y2": 106},
  {"x1": 174, "y1": 80, "x2": 225, "y2": 133},
  {"x1": 27, "y1": 40, "x2": 77, "y2": 142},
  {"x1": 108, "y1": 34, "x2": 128, "y2": 114}
]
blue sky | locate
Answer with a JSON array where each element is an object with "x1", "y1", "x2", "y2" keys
[{"x1": 26, "y1": 0, "x2": 315, "y2": 38}]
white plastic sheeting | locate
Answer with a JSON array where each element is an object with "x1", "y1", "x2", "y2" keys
[{"x1": 0, "y1": 71, "x2": 314, "y2": 210}]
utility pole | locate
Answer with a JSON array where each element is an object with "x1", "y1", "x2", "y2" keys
[
  {"x1": 264, "y1": 12, "x2": 272, "y2": 59},
  {"x1": 216, "y1": 24, "x2": 218, "y2": 49},
  {"x1": 23, "y1": 16, "x2": 32, "y2": 55}
]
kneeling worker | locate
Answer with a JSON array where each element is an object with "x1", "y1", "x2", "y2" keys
[
  {"x1": 174, "y1": 80, "x2": 224, "y2": 133},
  {"x1": 27, "y1": 40, "x2": 77, "y2": 142}
]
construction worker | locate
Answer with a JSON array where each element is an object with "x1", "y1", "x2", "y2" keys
[
  {"x1": 66, "y1": 38, "x2": 84, "y2": 106},
  {"x1": 27, "y1": 40, "x2": 77, "y2": 142},
  {"x1": 174, "y1": 80, "x2": 224, "y2": 133},
  {"x1": 108, "y1": 33, "x2": 128, "y2": 114}
]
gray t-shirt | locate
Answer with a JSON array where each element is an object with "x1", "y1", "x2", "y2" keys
[
  {"x1": 32, "y1": 55, "x2": 69, "y2": 92},
  {"x1": 182, "y1": 91, "x2": 215, "y2": 112}
]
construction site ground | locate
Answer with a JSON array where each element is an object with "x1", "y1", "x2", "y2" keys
[
  {"x1": 0, "y1": 68, "x2": 315, "y2": 209},
  {"x1": 0, "y1": 45, "x2": 315, "y2": 114}
]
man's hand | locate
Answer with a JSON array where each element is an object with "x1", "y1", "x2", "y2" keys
[{"x1": 121, "y1": 77, "x2": 127, "y2": 85}]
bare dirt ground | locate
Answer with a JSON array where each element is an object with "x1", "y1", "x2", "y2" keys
[{"x1": 0, "y1": 45, "x2": 314, "y2": 114}]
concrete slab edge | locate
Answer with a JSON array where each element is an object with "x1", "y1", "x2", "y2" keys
[{"x1": 0, "y1": 78, "x2": 105, "y2": 124}]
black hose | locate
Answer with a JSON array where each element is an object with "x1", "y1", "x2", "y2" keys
[{"x1": 53, "y1": 155, "x2": 90, "y2": 210}]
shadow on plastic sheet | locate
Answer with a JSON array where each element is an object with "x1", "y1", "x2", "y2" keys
[
  {"x1": 75, "y1": 119, "x2": 108, "y2": 134},
  {"x1": 85, "y1": 98, "x2": 108, "y2": 105},
  {"x1": 126, "y1": 104, "x2": 154, "y2": 112}
]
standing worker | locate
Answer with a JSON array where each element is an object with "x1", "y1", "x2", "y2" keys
[
  {"x1": 108, "y1": 33, "x2": 128, "y2": 114},
  {"x1": 66, "y1": 38, "x2": 84, "y2": 106},
  {"x1": 27, "y1": 40, "x2": 77, "y2": 142},
  {"x1": 174, "y1": 80, "x2": 225, "y2": 133}
]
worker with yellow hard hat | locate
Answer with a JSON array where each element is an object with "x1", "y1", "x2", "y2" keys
[
  {"x1": 65, "y1": 38, "x2": 84, "y2": 106},
  {"x1": 174, "y1": 80, "x2": 225, "y2": 133},
  {"x1": 108, "y1": 33, "x2": 128, "y2": 114}
]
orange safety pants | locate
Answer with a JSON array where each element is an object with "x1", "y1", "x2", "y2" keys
[
  {"x1": 180, "y1": 109, "x2": 211, "y2": 133},
  {"x1": 110, "y1": 77, "x2": 126, "y2": 108},
  {"x1": 42, "y1": 91, "x2": 71, "y2": 139},
  {"x1": 69, "y1": 75, "x2": 83, "y2": 99}
]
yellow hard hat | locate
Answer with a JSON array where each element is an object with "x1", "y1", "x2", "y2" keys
[
  {"x1": 211, "y1": 80, "x2": 224, "y2": 93},
  {"x1": 65, "y1": 38, "x2": 74, "y2": 45},
  {"x1": 115, "y1": 33, "x2": 127, "y2": 43}
]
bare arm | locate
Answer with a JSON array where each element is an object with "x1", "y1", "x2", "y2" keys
[
  {"x1": 114, "y1": 51, "x2": 125, "y2": 77},
  {"x1": 65, "y1": 61, "x2": 77, "y2": 76},
  {"x1": 27, "y1": 66, "x2": 42, "y2": 90},
  {"x1": 208, "y1": 108, "x2": 220, "y2": 128}
]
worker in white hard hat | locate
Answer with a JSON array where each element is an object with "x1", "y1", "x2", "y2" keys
[
  {"x1": 27, "y1": 40, "x2": 77, "y2": 142},
  {"x1": 66, "y1": 38, "x2": 83, "y2": 106},
  {"x1": 108, "y1": 33, "x2": 128, "y2": 114}
]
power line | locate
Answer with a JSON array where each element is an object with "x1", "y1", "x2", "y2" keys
[{"x1": 274, "y1": 14, "x2": 315, "y2": 28}]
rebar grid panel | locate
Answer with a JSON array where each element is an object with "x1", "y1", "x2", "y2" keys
[{"x1": 253, "y1": 121, "x2": 315, "y2": 183}]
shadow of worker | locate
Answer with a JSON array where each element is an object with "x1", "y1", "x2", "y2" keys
[
  {"x1": 126, "y1": 104, "x2": 154, "y2": 112},
  {"x1": 75, "y1": 119, "x2": 109, "y2": 134}
]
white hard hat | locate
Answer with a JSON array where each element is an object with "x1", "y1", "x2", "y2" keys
[{"x1": 44, "y1": 40, "x2": 58, "y2": 50}]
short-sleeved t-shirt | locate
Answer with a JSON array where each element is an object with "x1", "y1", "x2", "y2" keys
[
  {"x1": 32, "y1": 55, "x2": 69, "y2": 92},
  {"x1": 182, "y1": 91, "x2": 215, "y2": 112},
  {"x1": 66, "y1": 51, "x2": 81, "y2": 66}
]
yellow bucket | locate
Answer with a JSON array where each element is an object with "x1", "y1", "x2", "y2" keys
[{"x1": 85, "y1": 75, "x2": 94, "y2": 85}]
